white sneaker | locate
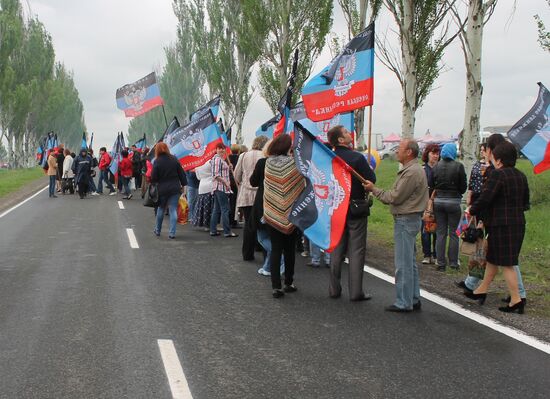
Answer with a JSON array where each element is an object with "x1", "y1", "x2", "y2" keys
[
  {"x1": 421, "y1": 257, "x2": 431, "y2": 264},
  {"x1": 109, "y1": 192, "x2": 117, "y2": 196},
  {"x1": 257, "y1": 268, "x2": 271, "y2": 276},
  {"x1": 91, "y1": 192, "x2": 99, "y2": 196}
]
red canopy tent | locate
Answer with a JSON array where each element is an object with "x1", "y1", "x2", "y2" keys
[{"x1": 382, "y1": 133, "x2": 401, "y2": 143}]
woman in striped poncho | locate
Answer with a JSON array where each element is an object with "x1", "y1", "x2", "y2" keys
[{"x1": 263, "y1": 134, "x2": 306, "y2": 298}]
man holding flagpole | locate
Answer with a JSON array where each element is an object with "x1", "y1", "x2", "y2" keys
[{"x1": 327, "y1": 125, "x2": 376, "y2": 301}]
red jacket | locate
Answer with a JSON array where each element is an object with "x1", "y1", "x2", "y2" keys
[
  {"x1": 99, "y1": 152, "x2": 112, "y2": 170},
  {"x1": 119, "y1": 157, "x2": 133, "y2": 178}
]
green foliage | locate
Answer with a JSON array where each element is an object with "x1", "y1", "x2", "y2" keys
[
  {"x1": 534, "y1": 0, "x2": 550, "y2": 53},
  {"x1": 246, "y1": 0, "x2": 334, "y2": 112},
  {"x1": 0, "y1": 166, "x2": 44, "y2": 197},
  {"x1": 0, "y1": 1, "x2": 86, "y2": 167}
]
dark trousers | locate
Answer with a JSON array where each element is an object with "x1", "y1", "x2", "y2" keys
[
  {"x1": 77, "y1": 179, "x2": 89, "y2": 198},
  {"x1": 98, "y1": 169, "x2": 114, "y2": 193},
  {"x1": 241, "y1": 206, "x2": 256, "y2": 260},
  {"x1": 134, "y1": 173, "x2": 142, "y2": 189},
  {"x1": 329, "y1": 216, "x2": 367, "y2": 300},
  {"x1": 229, "y1": 189, "x2": 238, "y2": 226},
  {"x1": 268, "y1": 226, "x2": 296, "y2": 289},
  {"x1": 421, "y1": 222, "x2": 436, "y2": 258},
  {"x1": 48, "y1": 175, "x2": 56, "y2": 197},
  {"x1": 434, "y1": 199, "x2": 461, "y2": 266}
]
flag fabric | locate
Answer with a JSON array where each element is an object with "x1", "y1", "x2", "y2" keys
[
  {"x1": 189, "y1": 96, "x2": 221, "y2": 121},
  {"x1": 116, "y1": 72, "x2": 164, "y2": 118},
  {"x1": 133, "y1": 134, "x2": 147, "y2": 151},
  {"x1": 302, "y1": 22, "x2": 375, "y2": 122},
  {"x1": 289, "y1": 122, "x2": 351, "y2": 252},
  {"x1": 507, "y1": 82, "x2": 550, "y2": 174},
  {"x1": 148, "y1": 117, "x2": 180, "y2": 162},
  {"x1": 167, "y1": 110, "x2": 224, "y2": 171},
  {"x1": 273, "y1": 88, "x2": 293, "y2": 138},
  {"x1": 89, "y1": 133, "x2": 94, "y2": 149},
  {"x1": 217, "y1": 119, "x2": 231, "y2": 156},
  {"x1": 81, "y1": 132, "x2": 87, "y2": 149},
  {"x1": 291, "y1": 102, "x2": 354, "y2": 143},
  {"x1": 255, "y1": 115, "x2": 281, "y2": 138},
  {"x1": 109, "y1": 133, "x2": 124, "y2": 175}
]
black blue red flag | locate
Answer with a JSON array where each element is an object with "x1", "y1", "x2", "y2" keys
[
  {"x1": 189, "y1": 96, "x2": 221, "y2": 121},
  {"x1": 291, "y1": 102, "x2": 354, "y2": 143},
  {"x1": 167, "y1": 110, "x2": 223, "y2": 171},
  {"x1": 289, "y1": 122, "x2": 351, "y2": 252},
  {"x1": 81, "y1": 132, "x2": 87, "y2": 149},
  {"x1": 116, "y1": 72, "x2": 164, "y2": 118},
  {"x1": 273, "y1": 88, "x2": 293, "y2": 138},
  {"x1": 133, "y1": 134, "x2": 147, "y2": 151},
  {"x1": 109, "y1": 133, "x2": 124, "y2": 175},
  {"x1": 255, "y1": 115, "x2": 281, "y2": 139},
  {"x1": 302, "y1": 22, "x2": 374, "y2": 122},
  {"x1": 508, "y1": 82, "x2": 550, "y2": 174}
]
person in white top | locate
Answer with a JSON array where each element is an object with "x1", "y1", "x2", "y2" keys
[
  {"x1": 192, "y1": 160, "x2": 215, "y2": 230},
  {"x1": 62, "y1": 149, "x2": 75, "y2": 194}
]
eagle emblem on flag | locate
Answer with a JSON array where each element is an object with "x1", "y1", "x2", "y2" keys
[
  {"x1": 123, "y1": 85, "x2": 147, "y2": 111},
  {"x1": 315, "y1": 114, "x2": 341, "y2": 142},
  {"x1": 307, "y1": 161, "x2": 346, "y2": 216},
  {"x1": 333, "y1": 51, "x2": 356, "y2": 97},
  {"x1": 182, "y1": 129, "x2": 206, "y2": 157}
]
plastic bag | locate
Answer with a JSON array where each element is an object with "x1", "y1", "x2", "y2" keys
[
  {"x1": 129, "y1": 177, "x2": 136, "y2": 191},
  {"x1": 177, "y1": 196, "x2": 188, "y2": 225}
]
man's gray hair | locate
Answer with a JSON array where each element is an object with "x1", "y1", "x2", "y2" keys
[
  {"x1": 405, "y1": 139, "x2": 419, "y2": 158},
  {"x1": 252, "y1": 135, "x2": 269, "y2": 151}
]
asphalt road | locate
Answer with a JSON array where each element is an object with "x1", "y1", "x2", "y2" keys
[{"x1": 1, "y1": 187, "x2": 549, "y2": 398}]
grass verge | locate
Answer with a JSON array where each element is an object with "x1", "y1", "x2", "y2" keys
[{"x1": 0, "y1": 167, "x2": 46, "y2": 198}]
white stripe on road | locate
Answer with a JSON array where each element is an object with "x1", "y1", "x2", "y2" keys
[
  {"x1": 362, "y1": 264, "x2": 550, "y2": 355},
  {"x1": 158, "y1": 339, "x2": 193, "y2": 399},
  {"x1": 0, "y1": 185, "x2": 48, "y2": 219},
  {"x1": 126, "y1": 228, "x2": 139, "y2": 249},
  {"x1": 118, "y1": 201, "x2": 125, "y2": 209}
]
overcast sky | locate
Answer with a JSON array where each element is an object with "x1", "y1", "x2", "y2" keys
[{"x1": 29, "y1": 0, "x2": 550, "y2": 150}]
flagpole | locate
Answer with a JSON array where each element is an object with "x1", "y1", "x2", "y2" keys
[
  {"x1": 161, "y1": 105, "x2": 169, "y2": 129},
  {"x1": 367, "y1": 105, "x2": 373, "y2": 157}
]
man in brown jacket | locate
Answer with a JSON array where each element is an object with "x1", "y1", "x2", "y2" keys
[
  {"x1": 47, "y1": 150, "x2": 58, "y2": 198},
  {"x1": 364, "y1": 139, "x2": 428, "y2": 312}
]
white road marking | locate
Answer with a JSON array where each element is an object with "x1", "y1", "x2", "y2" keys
[
  {"x1": 118, "y1": 201, "x2": 125, "y2": 209},
  {"x1": 0, "y1": 185, "x2": 48, "y2": 219},
  {"x1": 361, "y1": 264, "x2": 550, "y2": 355},
  {"x1": 126, "y1": 228, "x2": 139, "y2": 249},
  {"x1": 158, "y1": 339, "x2": 193, "y2": 399}
]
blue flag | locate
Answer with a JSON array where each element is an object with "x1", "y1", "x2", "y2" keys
[
  {"x1": 291, "y1": 102, "x2": 354, "y2": 143},
  {"x1": 190, "y1": 96, "x2": 221, "y2": 121}
]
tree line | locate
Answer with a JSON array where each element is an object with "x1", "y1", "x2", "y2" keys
[{"x1": 0, "y1": 0, "x2": 86, "y2": 168}]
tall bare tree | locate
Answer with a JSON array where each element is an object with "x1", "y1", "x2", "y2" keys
[
  {"x1": 378, "y1": 0, "x2": 462, "y2": 138},
  {"x1": 451, "y1": 0, "x2": 497, "y2": 177}
]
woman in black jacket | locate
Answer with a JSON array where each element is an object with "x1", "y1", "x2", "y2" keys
[
  {"x1": 432, "y1": 143, "x2": 467, "y2": 271},
  {"x1": 151, "y1": 142, "x2": 187, "y2": 239}
]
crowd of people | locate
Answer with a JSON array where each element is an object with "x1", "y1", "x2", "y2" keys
[{"x1": 44, "y1": 129, "x2": 530, "y2": 313}]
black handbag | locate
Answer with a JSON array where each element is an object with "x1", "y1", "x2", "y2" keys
[
  {"x1": 349, "y1": 195, "x2": 373, "y2": 218},
  {"x1": 143, "y1": 184, "x2": 159, "y2": 207}
]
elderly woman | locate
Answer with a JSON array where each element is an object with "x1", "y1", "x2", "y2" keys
[
  {"x1": 465, "y1": 141, "x2": 530, "y2": 314},
  {"x1": 432, "y1": 143, "x2": 467, "y2": 271},
  {"x1": 234, "y1": 135, "x2": 269, "y2": 261},
  {"x1": 420, "y1": 143, "x2": 440, "y2": 264}
]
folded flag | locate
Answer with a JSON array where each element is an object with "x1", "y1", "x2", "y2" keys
[
  {"x1": 116, "y1": 72, "x2": 164, "y2": 118},
  {"x1": 190, "y1": 96, "x2": 221, "y2": 121},
  {"x1": 81, "y1": 132, "x2": 87, "y2": 150},
  {"x1": 289, "y1": 122, "x2": 351, "y2": 252},
  {"x1": 273, "y1": 88, "x2": 293, "y2": 138},
  {"x1": 109, "y1": 133, "x2": 124, "y2": 175},
  {"x1": 291, "y1": 102, "x2": 354, "y2": 143},
  {"x1": 167, "y1": 110, "x2": 224, "y2": 171},
  {"x1": 302, "y1": 22, "x2": 375, "y2": 122},
  {"x1": 255, "y1": 115, "x2": 281, "y2": 139},
  {"x1": 508, "y1": 82, "x2": 550, "y2": 174}
]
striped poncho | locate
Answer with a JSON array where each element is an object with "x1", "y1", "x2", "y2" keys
[{"x1": 263, "y1": 155, "x2": 305, "y2": 234}]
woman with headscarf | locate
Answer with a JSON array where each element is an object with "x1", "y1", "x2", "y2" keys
[{"x1": 432, "y1": 143, "x2": 467, "y2": 271}]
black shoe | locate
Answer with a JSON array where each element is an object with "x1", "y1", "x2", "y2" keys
[
  {"x1": 329, "y1": 292, "x2": 341, "y2": 299},
  {"x1": 283, "y1": 284, "x2": 297, "y2": 293},
  {"x1": 455, "y1": 281, "x2": 473, "y2": 293},
  {"x1": 436, "y1": 265, "x2": 446, "y2": 272},
  {"x1": 464, "y1": 291, "x2": 487, "y2": 305},
  {"x1": 168, "y1": 235, "x2": 175, "y2": 239},
  {"x1": 413, "y1": 301, "x2": 422, "y2": 311},
  {"x1": 385, "y1": 305, "x2": 412, "y2": 313},
  {"x1": 498, "y1": 300, "x2": 525, "y2": 314},
  {"x1": 272, "y1": 289, "x2": 284, "y2": 298},
  {"x1": 243, "y1": 257, "x2": 255, "y2": 262},
  {"x1": 501, "y1": 296, "x2": 527, "y2": 305},
  {"x1": 209, "y1": 232, "x2": 220, "y2": 236},
  {"x1": 350, "y1": 293, "x2": 372, "y2": 302},
  {"x1": 306, "y1": 262, "x2": 320, "y2": 268}
]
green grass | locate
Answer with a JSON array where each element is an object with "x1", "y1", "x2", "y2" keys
[
  {"x1": 0, "y1": 167, "x2": 46, "y2": 198},
  {"x1": 368, "y1": 158, "x2": 550, "y2": 314}
]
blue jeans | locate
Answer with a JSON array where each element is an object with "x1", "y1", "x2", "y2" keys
[
  {"x1": 187, "y1": 186, "x2": 198, "y2": 222},
  {"x1": 97, "y1": 169, "x2": 114, "y2": 193},
  {"x1": 394, "y1": 214, "x2": 422, "y2": 310},
  {"x1": 49, "y1": 175, "x2": 56, "y2": 197},
  {"x1": 155, "y1": 193, "x2": 180, "y2": 237},
  {"x1": 210, "y1": 190, "x2": 231, "y2": 235},
  {"x1": 434, "y1": 199, "x2": 462, "y2": 266},
  {"x1": 88, "y1": 174, "x2": 98, "y2": 193},
  {"x1": 465, "y1": 265, "x2": 526, "y2": 298},
  {"x1": 256, "y1": 228, "x2": 284, "y2": 274},
  {"x1": 310, "y1": 241, "x2": 330, "y2": 265},
  {"x1": 121, "y1": 176, "x2": 131, "y2": 196},
  {"x1": 420, "y1": 222, "x2": 436, "y2": 258}
]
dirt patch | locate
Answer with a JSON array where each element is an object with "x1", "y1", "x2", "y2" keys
[
  {"x1": 366, "y1": 231, "x2": 550, "y2": 344},
  {"x1": 0, "y1": 176, "x2": 48, "y2": 215}
]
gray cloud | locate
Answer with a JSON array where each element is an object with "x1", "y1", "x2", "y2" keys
[{"x1": 29, "y1": 1, "x2": 550, "y2": 150}]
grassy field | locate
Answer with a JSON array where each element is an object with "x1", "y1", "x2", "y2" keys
[
  {"x1": 0, "y1": 167, "x2": 46, "y2": 198},
  {"x1": 368, "y1": 159, "x2": 550, "y2": 311}
]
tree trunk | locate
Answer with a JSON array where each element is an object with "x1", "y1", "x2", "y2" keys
[
  {"x1": 461, "y1": 0, "x2": 485, "y2": 179},
  {"x1": 400, "y1": 0, "x2": 417, "y2": 138}
]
